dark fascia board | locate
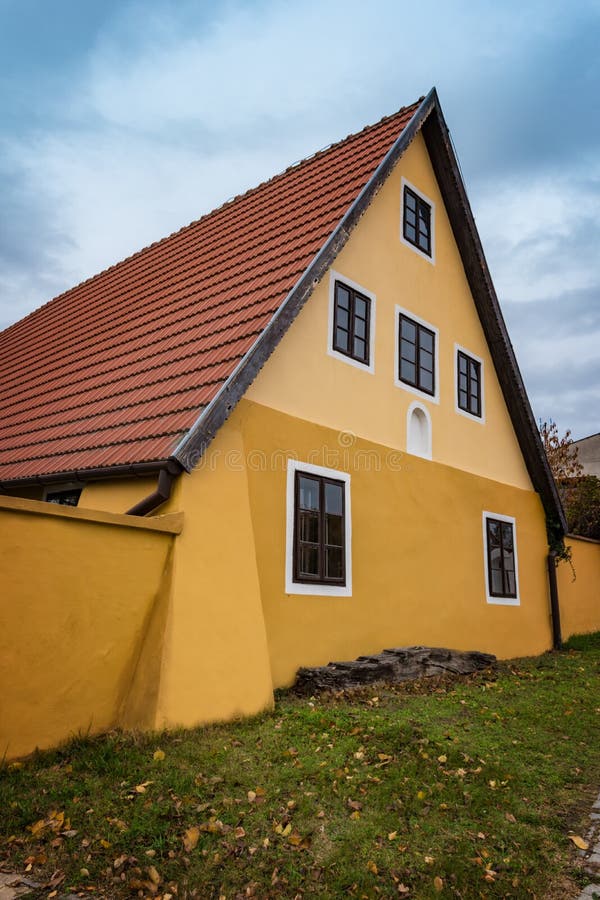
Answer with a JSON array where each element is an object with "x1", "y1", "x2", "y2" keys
[
  {"x1": 172, "y1": 89, "x2": 437, "y2": 471},
  {"x1": 0, "y1": 458, "x2": 182, "y2": 492},
  {"x1": 420, "y1": 99, "x2": 566, "y2": 534}
]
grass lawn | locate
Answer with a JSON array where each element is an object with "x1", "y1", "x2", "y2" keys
[{"x1": 1, "y1": 635, "x2": 599, "y2": 899}]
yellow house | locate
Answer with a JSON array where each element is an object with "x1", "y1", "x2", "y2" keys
[{"x1": 1, "y1": 88, "x2": 595, "y2": 757}]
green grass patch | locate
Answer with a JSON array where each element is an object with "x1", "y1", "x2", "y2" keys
[{"x1": 1, "y1": 646, "x2": 599, "y2": 898}]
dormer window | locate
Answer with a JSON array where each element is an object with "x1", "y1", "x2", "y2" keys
[{"x1": 401, "y1": 179, "x2": 435, "y2": 262}]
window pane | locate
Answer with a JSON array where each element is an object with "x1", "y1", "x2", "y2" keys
[
  {"x1": 405, "y1": 190, "x2": 416, "y2": 211},
  {"x1": 325, "y1": 482, "x2": 343, "y2": 515},
  {"x1": 354, "y1": 337, "x2": 366, "y2": 360},
  {"x1": 325, "y1": 546, "x2": 344, "y2": 580},
  {"x1": 459, "y1": 389, "x2": 468, "y2": 408},
  {"x1": 404, "y1": 223, "x2": 416, "y2": 243},
  {"x1": 401, "y1": 318, "x2": 416, "y2": 343},
  {"x1": 469, "y1": 395, "x2": 479, "y2": 415},
  {"x1": 298, "y1": 476, "x2": 319, "y2": 510},
  {"x1": 420, "y1": 329, "x2": 433, "y2": 353},
  {"x1": 299, "y1": 510, "x2": 319, "y2": 544},
  {"x1": 491, "y1": 568, "x2": 503, "y2": 594},
  {"x1": 336, "y1": 285, "x2": 350, "y2": 310},
  {"x1": 459, "y1": 354, "x2": 468, "y2": 375},
  {"x1": 501, "y1": 523, "x2": 514, "y2": 551},
  {"x1": 355, "y1": 317, "x2": 366, "y2": 339},
  {"x1": 325, "y1": 514, "x2": 343, "y2": 546},
  {"x1": 401, "y1": 339, "x2": 416, "y2": 363},
  {"x1": 420, "y1": 369, "x2": 433, "y2": 393},
  {"x1": 418, "y1": 232, "x2": 430, "y2": 251},
  {"x1": 459, "y1": 372, "x2": 468, "y2": 392},
  {"x1": 505, "y1": 569, "x2": 516, "y2": 596},
  {"x1": 355, "y1": 297, "x2": 367, "y2": 320},
  {"x1": 420, "y1": 348, "x2": 433, "y2": 373},
  {"x1": 336, "y1": 306, "x2": 349, "y2": 329},
  {"x1": 335, "y1": 326, "x2": 349, "y2": 352},
  {"x1": 405, "y1": 207, "x2": 417, "y2": 227},
  {"x1": 401, "y1": 359, "x2": 416, "y2": 383},
  {"x1": 299, "y1": 545, "x2": 319, "y2": 577},
  {"x1": 469, "y1": 360, "x2": 479, "y2": 382}
]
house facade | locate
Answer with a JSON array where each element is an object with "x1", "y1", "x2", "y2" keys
[{"x1": 3, "y1": 89, "x2": 596, "y2": 757}]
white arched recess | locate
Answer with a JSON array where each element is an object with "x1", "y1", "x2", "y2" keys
[{"x1": 406, "y1": 401, "x2": 432, "y2": 460}]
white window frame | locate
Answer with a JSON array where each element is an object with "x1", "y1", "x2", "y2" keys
[
  {"x1": 454, "y1": 343, "x2": 486, "y2": 424},
  {"x1": 400, "y1": 177, "x2": 436, "y2": 264},
  {"x1": 482, "y1": 511, "x2": 520, "y2": 606},
  {"x1": 327, "y1": 270, "x2": 376, "y2": 374},
  {"x1": 406, "y1": 401, "x2": 432, "y2": 460},
  {"x1": 285, "y1": 458, "x2": 352, "y2": 597},
  {"x1": 394, "y1": 305, "x2": 440, "y2": 404}
]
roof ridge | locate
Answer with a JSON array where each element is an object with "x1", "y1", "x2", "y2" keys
[{"x1": 1, "y1": 100, "x2": 422, "y2": 338}]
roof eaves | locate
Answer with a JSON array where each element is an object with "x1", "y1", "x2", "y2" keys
[
  {"x1": 420, "y1": 100, "x2": 567, "y2": 535},
  {"x1": 172, "y1": 89, "x2": 437, "y2": 470}
]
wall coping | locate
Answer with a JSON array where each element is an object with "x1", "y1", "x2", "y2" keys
[
  {"x1": 0, "y1": 495, "x2": 183, "y2": 534},
  {"x1": 566, "y1": 532, "x2": 600, "y2": 545}
]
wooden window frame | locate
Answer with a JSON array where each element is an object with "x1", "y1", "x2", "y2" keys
[
  {"x1": 454, "y1": 344, "x2": 485, "y2": 423},
  {"x1": 293, "y1": 471, "x2": 346, "y2": 586},
  {"x1": 398, "y1": 313, "x2": 436, "y2": 397},
  {"x1": 328, "y1": 272, "x2": 375, "y2": 373},
  {"x1": 332, "y1": 280, "x2": 371, "y2": 366},
  {"x1": 482, "y1": 512, "x2": 520, "y2": 606},
  {"x1": 457, "y1": 349, "x2": 482, "y2": 418},
  {"x1": 285, "y1": 459, "x2": 352, "y2": 597},
  {"x1": 400, "y1": 178, "x2": 435, "y2": 263}
]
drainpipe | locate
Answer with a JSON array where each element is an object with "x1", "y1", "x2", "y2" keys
[
  {"x1": 126, "y1": 462, "x2": 183, "y2": 517},
  {"x1": 547, "y1": 551, "x2": 562, "y2": 650}
]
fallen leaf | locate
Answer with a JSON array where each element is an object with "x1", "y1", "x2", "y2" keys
[
  {"x1": 569, "y1": 835, "x2": 589, "y2": 850},
  {"x1": 505, "y1": 812, "x2": 517, "y2": 824},
  {"x1": 183, "y1": 826, "x2": 200, "y2": 852},
  {"x1": 147, "y1": 865, "x2": 161, "y2": 885},
  {"x1": 367, "y1": 860, "x2": 378, "y2": 875},
  {"x1": 433, "y1": 875, "x2": 443, "y2": 892},
  {"x1": 135, "y1": 781, "x2": 153, "y2": 794},
  {"x1": 437, "y1": 755, "x2": 447, "y2": 763},
  {"x1": 153, "y1": 749, "x2": 165, "y2": 762},
  {"x1": 388, "y1": 831, "x2": 397, "y2": 841}
]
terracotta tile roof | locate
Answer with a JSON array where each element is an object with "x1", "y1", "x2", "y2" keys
[{"x1": 0, "y1": 100, "x2": 420, "y2": 483}]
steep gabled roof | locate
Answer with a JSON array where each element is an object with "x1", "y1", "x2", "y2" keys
[
  {"x1": 0, "y1": 100, "x2": 419, "y2": 483},
  {"x1": 0, "y1": 89, "x2": 566, "y2": 533}
]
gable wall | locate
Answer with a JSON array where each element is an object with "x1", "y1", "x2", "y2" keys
[{"x1": 246, "y1": 132, "x2": 532, "y2": 490}]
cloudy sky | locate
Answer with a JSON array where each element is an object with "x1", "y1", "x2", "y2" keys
[{"x1": 1, "y1": 0, "x2": 598, "y2": 438}]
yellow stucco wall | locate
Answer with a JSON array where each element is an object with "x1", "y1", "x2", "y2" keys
[
  {"x1": 559, "y1": 536, "x2": 600, "y2": 639},
  {"x1": 0, "y1": 497, "x2": 181, "y2": 758},
  {"x1": 246, "y1": 132, "x2": 532, "y2": 491},
  {"x1": 80, "y1": 476, "x2": 158, "y2": 514},
  {"x1": 235, "y1": 400, "x2": 552, "y2": 686}
]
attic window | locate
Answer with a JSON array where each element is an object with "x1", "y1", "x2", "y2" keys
[
  {"x1": 401, "y1": 180, "x2": 435, "y2": 262},
  {"x1": 396, "y1": 311, "x2": 437, "y2": 398},
  {"x1": 328, "y1": 273, "x2": 375, "y2": 372},
  {"x1": 457, "y1": 349, "x2": 482, "y2": 419}
]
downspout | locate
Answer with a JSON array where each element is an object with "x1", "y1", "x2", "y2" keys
[
  {"x1": 126, "y1": 462, "x2": 183, "y2": 517},
  {"x1": 547, "y1": 551, "x2": 562, "y2": 650}
]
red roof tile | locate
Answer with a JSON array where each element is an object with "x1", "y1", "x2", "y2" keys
[{"x1": 0, "y1": 100, "x2": 420, "y2": 482}]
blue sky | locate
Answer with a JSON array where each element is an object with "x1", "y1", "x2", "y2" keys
[{"x1": 1, "y1": 0, "x2": 598, "y2": 438}]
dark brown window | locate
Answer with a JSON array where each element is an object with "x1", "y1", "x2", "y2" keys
[
  {"x1": 457, "y1": 351, "x2": 482, "y2": 417},
  {"x1": 333, "y1": 281, "x2": 371, "y2": 365},
  {"x1": 403, "y1": 186, "x2": 432, "y2": 256},
  {"x1": 398, "y1": 314, "x2": 435, "y2": 396},
  {"x1": 486, "y1": 517, "x2": 517, "y2": 599},
  {"x1": 294, "y1": 471, "x2": 345, "y2": 585}
]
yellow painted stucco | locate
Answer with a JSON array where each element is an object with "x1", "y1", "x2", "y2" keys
[
  {"x1": 559, "y1": 536, "x2": 600, "y2": 639},
  {"x1": 80, "y1": 476, "x2": 158, "y2": 514},
  {"x1": 235, "y1": 400, "x2": 552, "y2": 685},
  {"x1": 246, "y1": 132, "x2": 532, "y2": 491},
  {"x1": 0, "y1": 496, "x2": 180, "y2": 758}
]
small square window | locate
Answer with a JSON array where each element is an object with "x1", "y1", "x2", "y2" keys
[
  {"x1": 45, "y1": 488, "x2": 82, "y2": 507},
  {"x1": 332, "y1": 280, "x2": 372, "y2": 366},
  {"x1": 403, "y1": 185, "x2": 432, "y2": 257},
  {"x1": 398, "y1": 313, "x2": 436, "y2": 397},
  {"x1": 483, "y1": 513, "x2": 519, "y2": 605},
  {"x1": 457, "y1": 350, "x2": 482, "y2": 418}
]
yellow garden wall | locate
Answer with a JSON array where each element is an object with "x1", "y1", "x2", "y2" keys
[
  {"x1": 559, "y1": 536, "x2": 600, "y2": 640},
  {"x1": 0, "y1": 496, "x2": 182, "y2": 759}
]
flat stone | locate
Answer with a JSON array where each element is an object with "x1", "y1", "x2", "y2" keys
[
  {"x1": 576, "y1": 886, "x2": 600, "y2": 899},
  {"x1": 0, "y1": 873, "x2": 33, "y2": 899}
]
